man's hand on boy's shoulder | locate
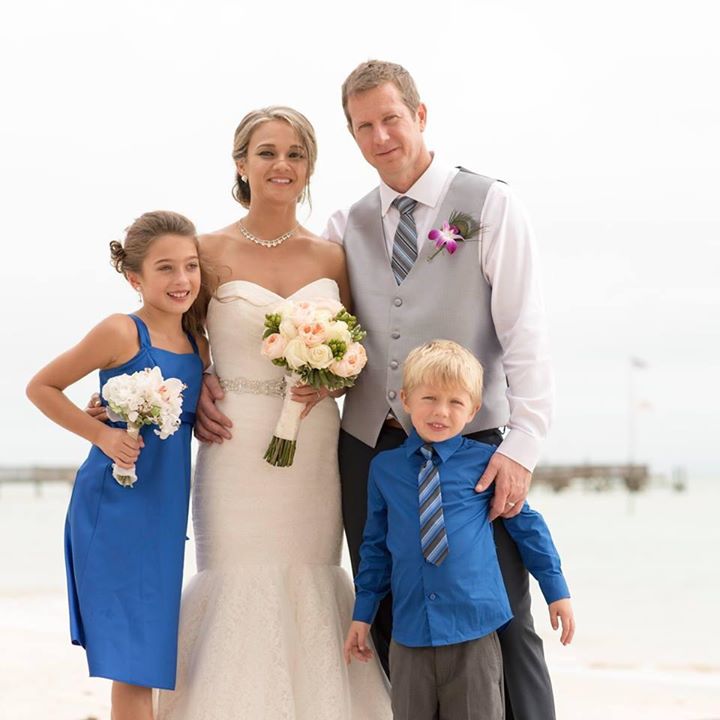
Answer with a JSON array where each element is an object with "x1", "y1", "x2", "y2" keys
[
  {"x1": 549, "y1": 599, "x2": 575, "y2": 645},
  {"x1": 475, "y1": 452, "x2": 531, "y2": 520}
]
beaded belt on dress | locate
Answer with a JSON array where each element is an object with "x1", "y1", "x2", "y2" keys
[
  {"x1": 219, "y1": 376, "x2": 286, "y2": 398},
  {"x1": 107, "y1": 409, "x2": 195, "y2": 426}
]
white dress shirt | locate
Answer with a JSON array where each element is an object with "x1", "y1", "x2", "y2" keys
[{"x1": 323, "y1": 156, "x2": 553, "y2": 472}]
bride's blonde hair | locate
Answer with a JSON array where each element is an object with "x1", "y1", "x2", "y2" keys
[{"x1": 231, "y1": 106, "x2": 317, "y2": 209}]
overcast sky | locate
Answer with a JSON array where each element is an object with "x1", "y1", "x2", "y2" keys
[{"x1": 2, "y1": 0, "x2": 718, "y2": 478}]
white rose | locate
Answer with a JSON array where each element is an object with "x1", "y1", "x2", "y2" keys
[
  {"x1": 313, "y1": 308, "x2": 335, "y2": 323},
  {"x1": 284, "y1": 336, "x2": 310, "y2": 370},
  {"x1": 274, "y1": 300, "x2": 295, "y2": 317},
  {"x1": 325, "y1": 320, "x2": 352, "y2": 346},
  {"x1": 279, "y1": 318, "x2": 298, "y2": 339},
  {"x1": 306, "y1": 344, "x2": 334, "y2": 369},
  {"x1": 314, "y1": 297, "x2": 344, "y2": 315}
]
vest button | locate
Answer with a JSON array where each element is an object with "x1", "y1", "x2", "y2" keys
[
  {"x1": 391, "y1": 331, "x2": 400, "y2": 339},
  {"x1": 390, "y1": 360, "x2": 399, "y2": 370},
  {"x1": 388, "y1": 390, "x2": 397, "y2": 400},
  {"x1": 393, "y1": 297, "x2": 403, "y2": 307}
]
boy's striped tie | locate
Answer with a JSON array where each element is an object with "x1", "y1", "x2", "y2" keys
[{"x1": 418, "y1": 444, "x2": 449, "y2": 565}]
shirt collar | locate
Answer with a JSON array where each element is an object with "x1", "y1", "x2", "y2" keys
[
  {"x1": 379, "y1": 153, "x2": 455, "y2": 217},
  {"x1": 404, "y1": 427, "x2": 465, "y2": 463}
]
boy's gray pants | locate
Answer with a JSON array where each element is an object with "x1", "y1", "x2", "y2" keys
[{"x1": 389, "y1": 633, "x2": 505, "y2": 720}]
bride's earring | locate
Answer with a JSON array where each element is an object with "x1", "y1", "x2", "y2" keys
[{"x1": 241, "y1": 175, "x2": 248, "y2": 183}]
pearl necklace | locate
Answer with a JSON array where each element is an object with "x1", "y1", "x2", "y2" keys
[{"x1": 237, "y1": 221, "x2": 297, "y2": 248}]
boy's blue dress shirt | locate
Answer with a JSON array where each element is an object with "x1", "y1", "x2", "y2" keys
[{"x1": 353, "y1": 429, "x2": 570, "y2": 648}]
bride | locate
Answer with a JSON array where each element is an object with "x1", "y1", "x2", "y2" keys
[{"x1": 156, "y1": 107, "x2": 390, "y2": 718}]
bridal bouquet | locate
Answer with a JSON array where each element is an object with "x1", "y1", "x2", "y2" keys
[
  {"x1": 261, "y1": 297, "x2": 367, "y2": 467},
  {"x1": 101, "y1": 366, "x2": 186, "y2": 487}
]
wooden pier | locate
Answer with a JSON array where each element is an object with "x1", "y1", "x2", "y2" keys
[
  {"x1": 1, "y1": 463, "x2": 652, "y2": 495},
  {"x1": 532, "y1": 464, "x2": 650, "y2": 492},
  {"x1": 0, "y1": 466, "x2": 76, "y2": 495}
]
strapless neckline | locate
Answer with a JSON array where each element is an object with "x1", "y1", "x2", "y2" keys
[{"x1": 215, "y1": 277, "x2": 338, "y2": 301}]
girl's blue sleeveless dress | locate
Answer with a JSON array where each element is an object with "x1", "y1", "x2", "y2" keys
[{"x1": 64, "y1": 314, "x2": 202, "y2": 690}]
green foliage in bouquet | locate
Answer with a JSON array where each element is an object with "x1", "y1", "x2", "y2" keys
[{"x1": 263, "y1": 313, "x2": 282, "y2": 337}]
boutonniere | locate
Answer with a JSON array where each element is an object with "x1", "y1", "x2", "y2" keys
[{"x1": 427, "y1": 210, "x2": 482, "y2": 261}]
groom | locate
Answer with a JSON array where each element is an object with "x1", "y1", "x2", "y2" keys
[{"x1": 325, "y1": 60, "x2": 557, "y2": 720}]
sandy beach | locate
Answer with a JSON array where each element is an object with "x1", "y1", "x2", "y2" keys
[
  {"x1": 2, "y1": 479, "x2": 719, "y2": 719},
  {"x1": 3, "y1": 596, "x2": 719, "y2": 720}
]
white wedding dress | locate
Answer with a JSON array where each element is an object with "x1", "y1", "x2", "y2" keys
[{"x1": 157, "y1": 278, "x2": 391, "y2": 720}]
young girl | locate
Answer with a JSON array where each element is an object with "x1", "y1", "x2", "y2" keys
[{"x1": 27, "y1": 210, "x2": 210, "y2": 720}]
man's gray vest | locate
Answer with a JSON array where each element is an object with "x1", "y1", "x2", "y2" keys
[{"x1": 342, "y1": 169, "x2": 510, "y2": 447}]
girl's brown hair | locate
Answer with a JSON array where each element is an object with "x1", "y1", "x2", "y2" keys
[{"x1": 109, "y1": 210, "x2": 211, "y2": 339}]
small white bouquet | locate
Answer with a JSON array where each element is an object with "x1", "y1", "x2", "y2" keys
[
  {"x1": 101, "y1": 366, "x2": 186, "y2": 487},
  {"x1": 261, "y1": 297, "x2": 368, "y2": 466}
]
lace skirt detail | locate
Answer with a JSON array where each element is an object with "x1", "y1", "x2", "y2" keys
[{"x1": 156, "y1": 564, "x2": 390, "y2": 719}]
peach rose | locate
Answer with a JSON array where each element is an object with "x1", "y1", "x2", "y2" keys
[
  {"x1": 330, "y1": 342, "x2": 367, "y2": 378},
  {"x1": 290, "y1": 300, "x2": 317, "y2": 326},
  {"x1": 298, "y1": 321, "x2": 328, "y2": 347},
  {"x1": 261, "y1": 333, "x2": 288, "y2": 361}
]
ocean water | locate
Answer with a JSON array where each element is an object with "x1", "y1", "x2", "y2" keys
[{"x1": 1, "y1": 476, "x2": 719, "y2": 719}]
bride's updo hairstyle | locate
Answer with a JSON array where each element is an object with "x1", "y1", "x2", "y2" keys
[
  {"x1": 231, "y1": 106, "x2": 317, "y2": 209},
  {"x1": 109, "y1": 210, "x2": 211, "y2": 339}
]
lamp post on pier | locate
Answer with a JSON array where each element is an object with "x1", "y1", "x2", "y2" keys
[{"x1": 628, "y1": 356, "x2": 648, "y2": 468}]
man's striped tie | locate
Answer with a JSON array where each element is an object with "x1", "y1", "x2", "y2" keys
[
  {"x1": 391, "y1": 195, "x2": 418, "y2": 284},
  {"x1": 418, "y1": 444, "x2": 449, "y2": 565}
]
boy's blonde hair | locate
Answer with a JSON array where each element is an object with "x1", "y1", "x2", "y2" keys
[{"x1": 402, "y1": 340, "x2": 484, "y2": 406}]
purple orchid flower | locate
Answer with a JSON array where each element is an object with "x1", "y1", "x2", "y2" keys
[{"x1": 428, "y1": 222, "x2": 464, "y2": 255}]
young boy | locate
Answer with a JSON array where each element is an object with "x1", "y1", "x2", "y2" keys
[{"x1": 344, "y1": 340, "x2": 575, "y2": 720}]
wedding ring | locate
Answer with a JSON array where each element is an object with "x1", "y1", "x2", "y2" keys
[{"x1": 505, "y1": 501, "x2": 516, "y2": 508}]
